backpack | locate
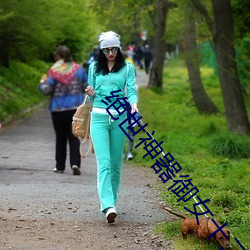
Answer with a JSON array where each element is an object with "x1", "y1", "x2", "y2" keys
[{"x1": 72, "y1": 95, "x2": 93, "y2": 158}]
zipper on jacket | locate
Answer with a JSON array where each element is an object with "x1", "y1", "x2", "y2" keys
[{"x1": 108, "y1": 72, "x2": 111, "y2": 94}]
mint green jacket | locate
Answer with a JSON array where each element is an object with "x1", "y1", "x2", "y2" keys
[{"x1": 87, "y1": 62, "x2": 138, "y2": 109}]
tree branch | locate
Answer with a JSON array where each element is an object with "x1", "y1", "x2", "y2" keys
[{"x1": 190, "y1": 0, "x2": 216, "y2": 37}]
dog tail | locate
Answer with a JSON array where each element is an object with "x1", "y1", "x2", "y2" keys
[{"x1": 161, "y1": 206, "x2": 187, "y2": 220}]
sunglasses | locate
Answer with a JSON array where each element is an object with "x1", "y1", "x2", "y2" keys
[{"x1": 102, "y1": 47, "x2": 119, "y2": 55}]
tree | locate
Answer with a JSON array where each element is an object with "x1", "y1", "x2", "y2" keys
[
  {"x1": 148, "y1": 0, "x2": 177, "y2": 89},
  {"x1": 0, "y1": 0, "x2": 58, "y2": 66},
  {"x1": 0, "y1": 0, "x2": 98, "y2": 66},
  {"x1": 184, "y1": 1, "x2": 218, "y2": 114},
  {"x1": 91, "y1": 0, "x2": 155, "y2": 47},
  {"x1": 191, "y1": 0, "x2": 250, "y2": 134}
]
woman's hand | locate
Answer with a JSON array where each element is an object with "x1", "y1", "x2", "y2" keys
[
  {"x1": 131, "y1": 103, "x2": 138, "y2": 114},
  {"x1": 85, "y1": 86, "x2": 96, "y2": 97}
]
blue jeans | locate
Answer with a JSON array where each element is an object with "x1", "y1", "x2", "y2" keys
[{"x1": 90, "y1": 111, "x2": 127, "y2": 212}]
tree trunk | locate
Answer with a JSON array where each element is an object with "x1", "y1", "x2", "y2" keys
[
  {"x1": 147, "y1": 0, "x2": 168, "y2": 89},
  {"x1": 212, "y1": 0, "x2": 250, "y2": 134},
  {"x1": 184, "y1": 4, "x2": 218, "y2": 114}
]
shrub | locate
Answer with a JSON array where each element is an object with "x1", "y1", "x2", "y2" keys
[
  {"x1": 211, "y1": 191, "x2": 238, "y2": 209},
  {"x1": 210, "y1": 134, "x2": 250, "y2": 159}
]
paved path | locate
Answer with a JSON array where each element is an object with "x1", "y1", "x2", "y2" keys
[
  {"x1": 0, "y1": 107, "x2": 165, "y2": 225},
  {"x1": 135, "y1": 68, "x2": 149, "y2": 88},
  {"x1": 0, "y1": 71, "x2": 173, "y2": 249}
]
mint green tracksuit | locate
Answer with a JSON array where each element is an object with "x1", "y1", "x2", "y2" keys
[{"x1": 88, "y1": 62, "x2": 137, "y2": 212}]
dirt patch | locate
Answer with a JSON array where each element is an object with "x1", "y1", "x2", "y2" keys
[{"x1": 0, "y1": 216, "x2": 174, "y2": 250}]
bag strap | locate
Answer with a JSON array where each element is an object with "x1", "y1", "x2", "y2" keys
[
  {"x1": 83, "y1": 94, "x2": 88, "y2": 105},
  {"x1": 79, "y1": 109, "x2": 93, "y2": 158},
  {"x1": 79, "y1": 137, "x2": 93, "y2": 158},
  {"x1": 92, "y1": 61, "x2": 95, "y2": 89}
]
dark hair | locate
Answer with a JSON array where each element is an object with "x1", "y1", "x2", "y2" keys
[
  {"x1": 54, "y1": 45, "x2": 73, "y2": 63},
  {"x1": 95, "y1": 48, "x2": 126, "y2": 75}
]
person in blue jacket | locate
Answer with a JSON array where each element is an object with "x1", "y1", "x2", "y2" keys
[
  {"x1": 86, "y1": 31, "x2": 138, "y2": 223},
  {"x1": 39, "y1": 45, "x2": 88, "y2": 175}
]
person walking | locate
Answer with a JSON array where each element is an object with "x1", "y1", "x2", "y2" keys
[
  {"x1": 143, "y1": 44, "x2": 152, "y2": 74},
  {"x1": 39, "y1": 45, "x2": 88, "y2": 175},
  {"x1": 85, "y1": 31, "x2": 138, "y2": 223}
]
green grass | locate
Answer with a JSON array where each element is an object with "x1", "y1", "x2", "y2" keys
[
  {"x1": 0, "y1": 60, "x2": 50, "y2": 123},
  {"x1": 210, "y1": 134, "x2": 250, "y2": 158},
  {"x1": 131, "y1": 58, "x2": 250, "y2": 249}
]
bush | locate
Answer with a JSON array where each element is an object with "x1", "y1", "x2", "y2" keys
[
  {"x1": 0, "y1": 60, "x2": 49, "y2": 122},
  {"x1": 211, "y1": 191, "x2": 238, "y2": 209},
  {"x1": 210, "y1": 134, "x2": 250, "y2": 159}
]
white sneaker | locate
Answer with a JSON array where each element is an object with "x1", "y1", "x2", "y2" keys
[
  {"x1": 105, "y1": 207, "x2": 117, "y2": 223},
  {"x1": 72, "y1": 165, "x2": 81, "y2": 175},
  {"x1": 53, "y1": 168, "x2": 64, "y2": 173},
  {"x1": 127, "y1": 152, "x2": 133, "y2": 160}
]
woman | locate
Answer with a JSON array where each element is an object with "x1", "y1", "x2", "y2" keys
[
  {"x1": 86, "y1": 31, "x2": 138, "y2": 223},
  {"x1": 39, "y1": 45, "x2": 88, "y2": 175}
]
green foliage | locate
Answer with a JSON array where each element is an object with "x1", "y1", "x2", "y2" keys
[
  {"x1": 232, "y1": 0, "x2": 250, "y2": 39},
  {"x1": 164, "y1": 0, "x2": 213, "y2": 45},
  {"x1": 0, "y1": 0, "x2": 100, "y2": 66},
  {"x1": 131, "y1": 58, "x2": 250, "y2": 249},
  {"x1": 92, "y1": 0, "x2": 155, "y2": 45},
  {"x1": 165, "y1": 2, "x2": 184, "y2": 44},
  {"x1": 0, "y1": 60, "x2": 49, "y2": 122},
  {"x1": 210, "y1": 134, "x2": 250, "y2": 159},
  {"x1": 211, "y1": 191, "x2": 238, "y2": 210},
  {"x1": 237, "y1": 37, "x2": 250, "y2": 95},
  {"x1": 233, "y1": 0, "x2": 250, "y2": 97}
]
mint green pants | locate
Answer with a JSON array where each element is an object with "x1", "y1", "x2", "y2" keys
[{"x1": 90, "y1": 111, "x2": 127, "y2": 212}]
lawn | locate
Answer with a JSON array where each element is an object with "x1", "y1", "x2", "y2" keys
[{"x1": 130, "y1": 58, "x2": 250, "y2": 250}]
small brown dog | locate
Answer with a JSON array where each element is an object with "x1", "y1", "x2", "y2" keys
[{"x1": 162, "y1": 207, "x2": 231, "y2": 249}]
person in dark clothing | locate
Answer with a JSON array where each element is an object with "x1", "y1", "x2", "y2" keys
[
  {"x1": 134, "y1": 45, "x2": 144, "y2": 69},
  {"x1": 88, "y1": 46, "x2": 99, "y2": 67},
  {"x1": 143, "y1": 44, "x2": 152, "y2": 74},
  {"x1": 39, "y1": 45, "x2": 88, "y2": 175}
]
